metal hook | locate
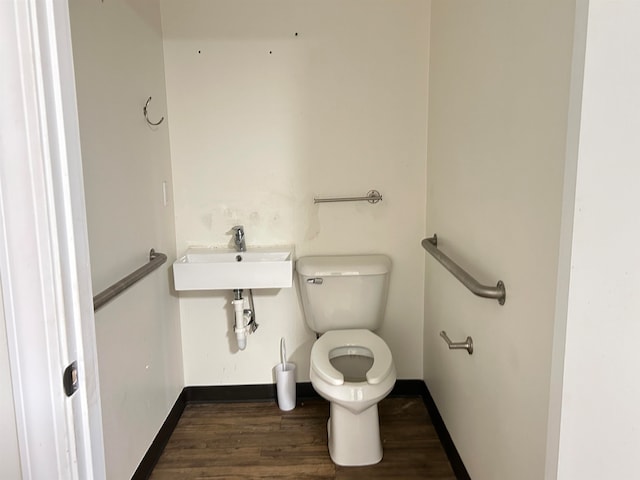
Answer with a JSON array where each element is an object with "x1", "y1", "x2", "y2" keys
[{"x1": 143, "y1": 96, "x2": 164, "y2": 126}]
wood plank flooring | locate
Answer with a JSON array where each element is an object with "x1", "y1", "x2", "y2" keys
[{"x1": 150, "y1": 397, "x2": 456, "y2": 479}]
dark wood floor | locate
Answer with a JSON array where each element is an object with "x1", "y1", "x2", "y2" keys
[{"x1": 150, "y1": 397, "x2": 456, "y2": 479}]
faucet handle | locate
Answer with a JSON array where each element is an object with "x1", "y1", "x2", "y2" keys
[
  {"x1": 231, "y1": 225, "x2": 244, "y2": 238},
  {"x1": 230, "y1": 225, "x2": 246, "y2": 251}
]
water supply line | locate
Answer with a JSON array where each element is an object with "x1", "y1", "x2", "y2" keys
[{"x1": 232, "y1": 289, "x2": 258, "y2": 350}]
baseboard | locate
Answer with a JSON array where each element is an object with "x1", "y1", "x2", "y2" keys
[
  {"x1": 183, "y1": 382, "x2": 320, "y2": 402},
  {"x1": 184, "y1": 383, "x2": 277, "y2": 402},
  {"x1": 415, "y1": 381, "x2": 472, "y2": 480},
  {"x1": 131, "y1": 389, "x2": 187, "y2": 480},
  {"x1": 132, "y1": 380, "x2": 469, "y2": 480}
]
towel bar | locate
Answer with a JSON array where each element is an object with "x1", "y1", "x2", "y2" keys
[{"x1": 314, "y1": 189, "x2": 382, "y2": 204}]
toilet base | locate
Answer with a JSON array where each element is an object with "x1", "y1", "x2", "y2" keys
[{"x1": 327, "y1": 402, "x2": 383, "y2": 466}]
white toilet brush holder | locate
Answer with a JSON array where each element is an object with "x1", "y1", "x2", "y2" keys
[{"x1": 275, "y1": 338, "x2": 296, "y2": 411}]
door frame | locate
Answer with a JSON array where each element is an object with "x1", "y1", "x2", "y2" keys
[{"x1": 0, "y1": 0, "x2": 105, "y2": 478}]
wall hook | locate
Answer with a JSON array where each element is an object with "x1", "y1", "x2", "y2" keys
[{"x1": 143, "y1": 96, "x2": 164, "y2": 126}]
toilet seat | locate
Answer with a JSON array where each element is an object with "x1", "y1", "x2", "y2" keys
[{"x1": 311, "y1": 329, "x2": 393, "y2": 387}]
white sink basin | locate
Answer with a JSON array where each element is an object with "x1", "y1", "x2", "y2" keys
[{"x1": 173, "y1": 247, "x2": 293, "y2": 290}]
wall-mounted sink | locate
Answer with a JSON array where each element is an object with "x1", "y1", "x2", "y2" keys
[{"x1": 173, "y1": 247, "x2": 293, "y2": 290}]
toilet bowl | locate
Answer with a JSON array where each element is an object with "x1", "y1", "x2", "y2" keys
[
  {"x1": 310, "y1": 329, "x2": 396, "y2": 466},
  {"x1": 311, "y1": 329, "x2": 395, "y2": 409},
  {"x1": 297, "y1": 254, "x2": 396, "y2": 466}
]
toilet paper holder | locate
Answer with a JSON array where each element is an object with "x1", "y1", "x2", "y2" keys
[{"x1": 440, "y1": 331, "x2": 473, "y2": 355}]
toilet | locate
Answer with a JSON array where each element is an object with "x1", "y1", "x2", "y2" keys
[{"x1": 297, "y1": 255, "x2": 397, "y2": 466}]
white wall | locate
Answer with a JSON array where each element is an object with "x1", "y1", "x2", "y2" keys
[
  {"x1": 0, "y1": 289, "x2": 21, "y2": 479},
  {"x1": 69, "y1": 1, "x2": 183, "y2": 478},
  {"x1": 551, "y1": 1, "x2": 640, "y2": 478},
  {"x1": 161, "y1": 0, "x2": 429, "y2": 385},
  {"x1": 424, "y1": 1, "x2": 576, "y2": 479}
]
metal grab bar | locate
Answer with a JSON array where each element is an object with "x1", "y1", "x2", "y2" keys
[
  {"x1": 422, "y1": 234, "x2": 506, "y2": 305},
  {"x1": 440, "y1": 331, "x2": 473, "y2": 355},
  {"x1": 93, "y1": 249, "x2": 167, "y2": 311},
  {"x1": 314, "y1": 189, "x2": 382, "y2": 204}
]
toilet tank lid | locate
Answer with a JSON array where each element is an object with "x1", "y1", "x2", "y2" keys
[{"x1": 296, "y1": 255, "x2": 391, "y2": 277}]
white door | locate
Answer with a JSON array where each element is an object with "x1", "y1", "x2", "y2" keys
[{"x1": 0, "y1": 1, "x2": 105, "y2": 478}]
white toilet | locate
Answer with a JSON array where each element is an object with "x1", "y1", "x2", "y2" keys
[{"x1": 297, "y1": 254, "x2": 397, "y2": 466}]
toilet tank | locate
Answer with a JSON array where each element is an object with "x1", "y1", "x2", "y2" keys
[{"x1": 296, "y1": 255, "x2": 392, "y2": 333}]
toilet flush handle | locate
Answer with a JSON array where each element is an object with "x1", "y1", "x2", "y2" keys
[{"x1": 306, "y1": 278, "x2": 323, "y2": 285}]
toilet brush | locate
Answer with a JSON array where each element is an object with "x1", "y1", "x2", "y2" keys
[{"x1": 280, "y1": 337, "x2": 287, "y2": 370}]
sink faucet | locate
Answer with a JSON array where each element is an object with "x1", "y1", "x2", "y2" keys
[{"x1": 231, "y1": 225, "x2": 246, "y2": 252}]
